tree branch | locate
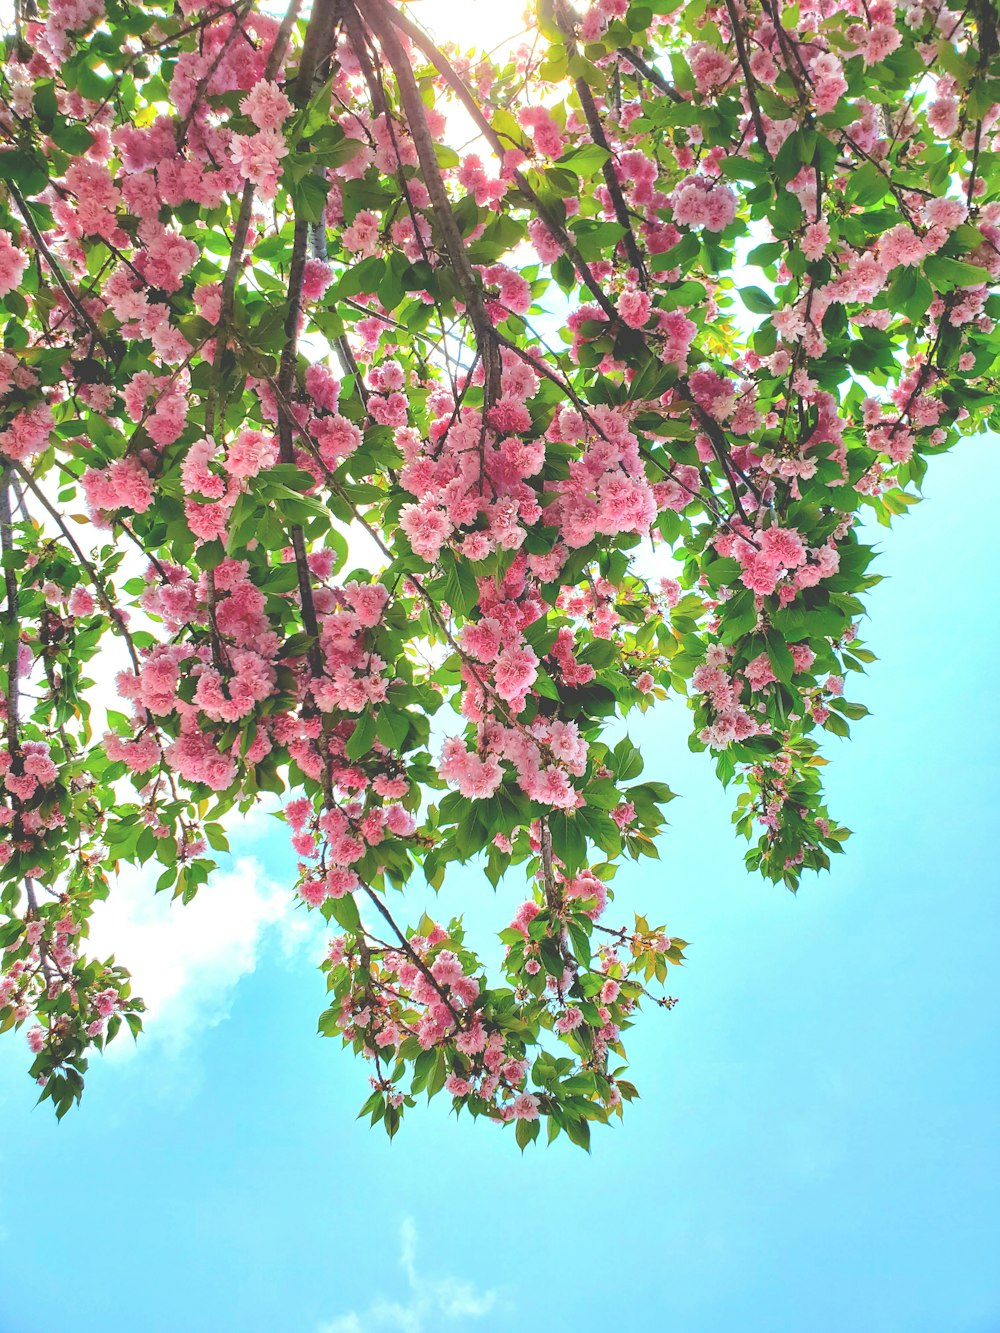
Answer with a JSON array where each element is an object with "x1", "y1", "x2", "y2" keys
[
  {"x1": 549, "y1": 0, "x2": 648, "y2": 285},
  {"x1": 361, "y1": 885, "x2": 463, "y2": 1027},
  {"x1": 722, "y1": 0, "x2": 770, "y2": 156},
  {"x1": 8, "y1": 184, "x2": 117, "y2": 362},
  {"x1": 0, "y1": 465, "x2": 21, "y2": 753},
  {"x1": 11, "y1": 463, "x2": 141, "y2": 673},
  {"x1": 362, "y1": 0, "x2": 502, "y2": 402}
]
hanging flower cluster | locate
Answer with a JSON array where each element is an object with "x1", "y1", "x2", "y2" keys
[{"x1": 0, "y1": 0, "x2": 996, "y2": 1144}]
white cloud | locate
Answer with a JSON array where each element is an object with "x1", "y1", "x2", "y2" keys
[
  {"x1": 87, "y1": 853, "x2": 321, "y2": 1058},
  {"x1": 319, "y1": 1218, "x2": 499, "y2": 1333}
]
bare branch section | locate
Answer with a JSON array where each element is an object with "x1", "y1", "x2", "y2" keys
[
  {"x1": 547, "y1": 0, "x2": 649, "y2": 286},
  {"x1": 361, "y1": 886, "x2": 463, "y2": 1027},
  {"x1": 276, "y1": 0, "x2": 342, "y2": 672},
  {"x1": 9, "y1": 184, "x2": 117, "y2": 361},
  {"x1": 0, "y1": 466, "x2": 20, "y2": 753},
  {"x1": 12, "y1": 463, "x2": 141, "y2": 673},
  {"x1": 722, "y1": 0, "x2": 770, "y2": 157},
  {"x1": 209, "y1": 0, "x2": 305, "y2": 436},
  {"x1": 362, "y1": 0, "x2": 502, "y2": 402},
  {"x1": 384, "y1": 1, "x2": 620, "y2": 322}
]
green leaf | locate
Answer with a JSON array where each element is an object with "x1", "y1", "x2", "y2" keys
[
  {"x1": 50, "y1": 122, "x2": 94, "y2": 154},
  {"x1": 924, "y1": 255, "x2": 991, "y2": 290},
  {"x1": 765, "y1": 631, "x2": 795, "y2": 685},
  {"x1": 330, "y1": 892, "x2": 362, "y2": 933},
  {"x1": 0, "y1": 149, "x2": 48, "y2": 196},
  {"x1": 747, "y1": 241, "x2": 785, "y2": 267},
  {"x1": 345, "y1": 708, "x2": 376, "y2": 759},
  {"x1": 375, "y1": 707, "x2": 409, "y2": 752},
  {"x1": 294, "y1": 172, "x2": 330, "y2": 225},
  {"x1": 739, "y1": 286, "x2": 776, "y2": 314},
  {"x1": 558, "y1": 144, "x2": 611, "y2": 176},
  {"x1": 515, "y1": 1117, "x2": 540, "y2": 1150}
]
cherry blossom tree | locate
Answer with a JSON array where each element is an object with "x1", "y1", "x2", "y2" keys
[{"x1": 0, "y1": 0, "x2": 996, "y2": 1147}]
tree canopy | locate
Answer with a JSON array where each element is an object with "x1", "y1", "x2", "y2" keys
[{"x1": 0, "y1": 0, "x2": 996, "y2": 1146}]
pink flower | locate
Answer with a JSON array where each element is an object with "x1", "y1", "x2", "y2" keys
[
  {"x1": 461, "y1": 617, "x2": 502, "y2": 662},
  {"x1": 164, "y1": 729, "x2": 237, "y2": 791},
  {"x1": 611, "y1": 801, "x2": 636, "y2": 829},
  {"x1": 306, "y1": 363, "x2": 340, "y2": 411},
  {"x1": 745, "y1": 653, "x2": 775, "y2": 690},
  {"x1": 299, "y1": 879, "x2": 326, "y2": 906},
  {"x1": 314, "y1": 413, "x2": 362, "y2": 468},
  {"x1": 759, "y1": 527, "x2": 806, "y2": 567},
  {"x1": 182, "y1": 438, "x2": 226, "y2": 499},
  {"x1": 518, "y1": 105, "x2": 564, "y2": 158},
  {"x1": 239, "y1": 80, "x2": 293, "y2": 131},
  {"x1": 555, "y1": 1006, "x2": 584, "y2": 1033},
  {"x1": 862, "y1": 23, "x2": 901, "y2": 67},
  {"x1": 749, "y1": 50, "x2": 778, "y2": 83},
  {"x1": 229, "y1": 128, "x2": 288, "y2": 200},
  {"x1": 671, "y1": 178, "x2": 737, "y2": 232},
  {"x1": 801, "y1": 220, "x2": 830, "y2": 260},
  {"x1": 739, "y1": 552, "x2": 780, "y2": 595},
  {"x1": 0, "y1": 232, "x2": 29, "y2": 297},
  {"x1": 618, "y1": 288, "x2": 651, "y2": 329},
  {"x1": 486, "y1": 395, "x2": 532, "y2": 434},
  {"x1": 879, "y1": 223, "x2": 929, "y2": 270},
  {"x1": 927, "y1": 98, "x2": 959, "y2": 138},
  {"x1": 493, "y1": 644, "x2": 538, "y2": 703},
  {"x1": 194, "y1": 283, "x2": 222, "y2": 324},
  {"x1": 400, "y1": 499, "x2": 452, "y2": 562},
  {"x1": 511, "y1": 1092, "x2": 540, "y2": 1120},
  {"x1": 0, "y1": 404, "x2": 53, "y2": 463},
  {"x1": 688, "y1": 41, "x2": 734, "y2": 92},
  {"x1": 302, "y1": 258, "x2": 334, "y2": 301},
  {"x1": 923, "y1": 197, "x2": 967, "y2": 230},
  {"x1": 227, "y1": 429, "x2": 278, "y2": 479},
  {"x1": 82, "y1": 458, "x2": 155, "y2": 516},
  {"x1": 328, "y1": 832, "x2": 364, "y2": 866},
  {"x1": 341, "y1": 210, "x2": 380, "y2": 257},
  {"x1": 790, "y1": 643, "x2": 816, "y2": 674},
  {"x1": 141, "y1": 225, "x2": 198, "y2": 292},
  {"x1": 439, "y1": 738, "x2": 504, "y2": 800},
  {"x1": 325, "y1": 868, "x2": 359, "y2": 898},
  {"x1": 345, "y1": 580, "x2": 389, "y2": 627},
  {"x1": 67, "y1": 586, "x2": 96, "y2": 617}
]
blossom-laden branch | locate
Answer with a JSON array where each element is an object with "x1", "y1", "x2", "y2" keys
[{"x1": 0, "y1": 0, "x2": 996, "y2": 1144}]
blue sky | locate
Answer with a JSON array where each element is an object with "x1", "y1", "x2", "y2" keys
[{"x1": 1, "y1": 436, "x2": 998, "y2": 1333}]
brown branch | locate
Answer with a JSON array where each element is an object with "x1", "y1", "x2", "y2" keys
[
  {"x1": 549, "y1": 0, "x2": 648, "y2": 285},
  {"x1": 232, "y1": 336, "x2": 561, "y2": 760},
  {"x1": 382, "y1": 0, "x2": 619, "y2": 321},
  {"x1": 539, "y1": 818, "x2": 558, "y2": 912},
  {"x1": 0, "y1": 465, "x2": 21, "y2": 753},
  {"x1": 722, "y1": 0, "x2": 770, "y2": 156},
  {"x1": 620, "y1": 47, "x2": 681, "y2": 101},
  {"x1": 207, "y1": 0, "x2": 304, "y2": 437},
  {"x1": 176, "y1": 1, "x2": 255, "y2": 147},
  {"x1": 11, "y1": 463, "x2": 141, "y2": 673},
  {"x1": 967, "y1": 119, "x2": 983, "y2": 205},
  {"x1": 361, "y1": 885, "x2": 463, "y2": 1027},
  {"x1": 342, "y1": 2, "x2": 388, "y2": 121},
  {"x1": 275, "y1": 0, "x2": 342, "y2": 677},
  {"x1": 363, "y1": 0, "x2": 502, "y2": 401},
  {"x1": 494, "y1": 331, "x2": 755, "y2": 532},
  {"x1": 8, "y1": 184, "x2": 117, "y2": 362}
]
